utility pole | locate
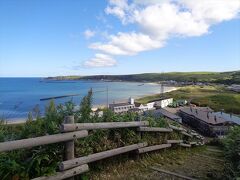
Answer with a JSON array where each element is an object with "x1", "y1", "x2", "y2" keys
[
  {"x1": 106, "y1": 86, "x2": 109, "y2": 108},
  {"x1": 160, "y1": 83, "x2": 164, "y2": 98}
]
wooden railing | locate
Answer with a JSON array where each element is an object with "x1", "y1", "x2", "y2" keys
[
  {"x1": 0, "y1": 116, "x2": 204, "y2": 180},
  {"x1": 0, "y1": 131, "x2": 88, "y2": 152}
]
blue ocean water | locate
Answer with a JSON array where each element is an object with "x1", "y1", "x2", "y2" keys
[{"x1": 0, "y1": 78, "x2": 174, "y2": 121}]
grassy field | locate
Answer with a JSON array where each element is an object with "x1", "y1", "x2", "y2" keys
[{"x1": 137, "y1": 85, "x2": 240, "y2": 114}]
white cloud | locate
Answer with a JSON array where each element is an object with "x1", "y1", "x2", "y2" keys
[
  {"x1": 105, "y1": 5, "x2": 125, "y2": 19},
  {"x1": 105, "y1": 0, "x2": 135, "y2": 24},
  {"x1": 133, "y1": 0, "x2": 169, "y2": 5},
  {"x1": 133, "y1": 3, "x2": 208, "y2": 39},
  {"x1": 181, "y1": 0, "x2": 240, "y2": 23},
  {"x1": 86, "y1": 0, "x2": 240, "y2": 67},
  {"x1": 84, "y1": 29, "x2": 95, "y2": 39},
  {"x1": 84, "y1": 54, "x2": 117, "y2": 67},
  {"x1": 90, "y1": 32, "x2": 164, "y2": 55}
]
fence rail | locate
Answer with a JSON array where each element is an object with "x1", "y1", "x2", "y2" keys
[
  {"x1": 0, "y1": 130, "x2": 88, "y2": 152},
  {"x1": 138, "y1": 127, "x2": 173, "y2": 132},
  {"x1": 0, "y1": 116, "x2": 204, "y2": 180},
  {"x1": 169, "y1": 124, "x2": 184, "y2": 131},
  {"x1": 167, "y1": 140, "x2": 183, "y2": 144},
  {"x1": 181, "y1": 131, "x2": 193, "y2": 138},
  {"x1": 61, "y1": 121, "x2": 149, "y2": 132},
  {"x1": 138, "y1": 144, "x2": 171, "y2": 154},
  {"x1": 59, "y1": 142, "x2": 147, "y2": 171}
]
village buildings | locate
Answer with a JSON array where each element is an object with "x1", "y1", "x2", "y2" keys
[
  {"x1": 179, "y1": 107, "x2": 239, "y2": 137},
  {"x1": 108, "y1": 96, "x2": 240, "y2": 138}
]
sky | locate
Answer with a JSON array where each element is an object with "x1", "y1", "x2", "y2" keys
[{"x1": 0, "y1": 0, "x2": 240, "y2": 77}]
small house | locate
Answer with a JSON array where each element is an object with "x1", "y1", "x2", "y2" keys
[{"x1": 149, "y1": 98, "x2": 173, "y2": 108}]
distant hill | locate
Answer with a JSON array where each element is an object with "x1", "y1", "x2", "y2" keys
[{"x1": 46, "y1": 71, "x2": 240, "y2": 84}]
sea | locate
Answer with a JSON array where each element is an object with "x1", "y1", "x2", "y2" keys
[{"x1": 0, "y1": 78, "x2": 176, "y2": 122}]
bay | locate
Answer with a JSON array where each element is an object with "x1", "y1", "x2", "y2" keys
[{"x1": 0, "y1": 78, "x2": 175, "y2": 121}]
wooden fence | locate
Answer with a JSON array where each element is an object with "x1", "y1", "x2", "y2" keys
[{"x1": 0, "y1": 116, "x2": 204, "y2": 180}]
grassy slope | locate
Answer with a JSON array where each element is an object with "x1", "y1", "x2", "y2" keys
[
  {"x1": 47, "y1": 71, "x2": 240, "y2": 84},
  {"x1": 89, "y1": 146, "x2": 224, "y2": 180},
  {"x1": 137, "y1": 85, "x2": 240, "y2": 114}
]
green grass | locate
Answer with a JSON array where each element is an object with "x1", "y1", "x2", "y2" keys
[{"x1": 137, "y1": 85, "x2": 240, "y2": 114}]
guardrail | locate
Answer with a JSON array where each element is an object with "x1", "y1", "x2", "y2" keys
[{"x1": 0, "y1": 116, "x2": 204, "y2": 180}]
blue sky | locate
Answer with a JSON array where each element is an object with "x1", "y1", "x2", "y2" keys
[{"x1": 0, "y1": 0, "x2": 240, "y2": 77}]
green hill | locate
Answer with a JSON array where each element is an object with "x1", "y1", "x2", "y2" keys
[{"x1": 47, "y1": 71, "x2": 240, "y2": 84}]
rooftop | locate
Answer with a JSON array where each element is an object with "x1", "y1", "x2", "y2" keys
[
  {"x1": 180, "y1": 107, "x2": 238, "y2": 125},
  {"x1": 109, "y1": 102, "x2": 133, "y2": 108},
  {"x1": 146, "y1": 108, "x2": 181, "y2": 120},
  {"x1": 134, "y1": 102, "x2": 148, "y2": 107}
]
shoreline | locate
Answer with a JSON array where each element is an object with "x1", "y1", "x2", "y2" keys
[
  {"x1": 4, "y1": 86, "x2": 179, "y2": 124},
  {"x1": 44, "y1": 78, "x2": 163, "y2": 85},
  {"x1": 132, "y1": 86, "x2": 179, "y2": 101}
]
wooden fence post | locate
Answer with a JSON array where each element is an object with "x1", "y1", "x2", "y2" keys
[{"x1": 64, "y1": 116, "x2": 75, "y2": 180}]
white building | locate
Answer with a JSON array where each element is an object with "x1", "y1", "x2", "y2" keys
[
  {"x1": 109, "y1": 97, "x2": 155, "y2": 113},
  {"x1": 134, "y1": 102, "x2": 155, "y2": 111},
  {"x1": 150, "y1": 98, "x2": 173, "y2": 108},
  {"x1": 146, "y1": 102, "x2": 155, "y2": 109},
  {"x1": 109, "y1": 97, "x2": 135, "y2": 113}
]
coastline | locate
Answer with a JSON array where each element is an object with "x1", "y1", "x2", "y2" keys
[
  {"x1": 5, "y1": 119, "x2": 28, "y2": 125},
  {"x1": 44, "y1": 78, "x2": 163, "y2": 84},
  {"x1": 132, "y1": 86, "x2": 179, "y2": 101},
  {"x1": 5, "y1": 86, "x2": 178, "y2": 124}
]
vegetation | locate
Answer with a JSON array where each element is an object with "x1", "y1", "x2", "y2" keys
[
  {"x1": 137, "y1": 85, "x2": 240, "y2": 114},
  {"x1": 0, "y1": 90, "x2": 182, "y2": 179},
  {"x1": 47, "y1": 71, "x2": 240, "y2": 84},
  {"x1": 223, "y1": 126, "x2": 240, "y2": 179},
  {"x1": 90, "y1": 145, "x2": 224, "y2": 180}
]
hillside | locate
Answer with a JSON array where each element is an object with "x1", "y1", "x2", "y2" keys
[
  {"x1": 137, "y1": 85, "x2": 240, "y2": 114},
  {"x1": 90, "y1": 146, "x2": 225, "y2": 180},
  {"x1": 47, "y1": 71, "x2": 240, "y2": 84}
]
